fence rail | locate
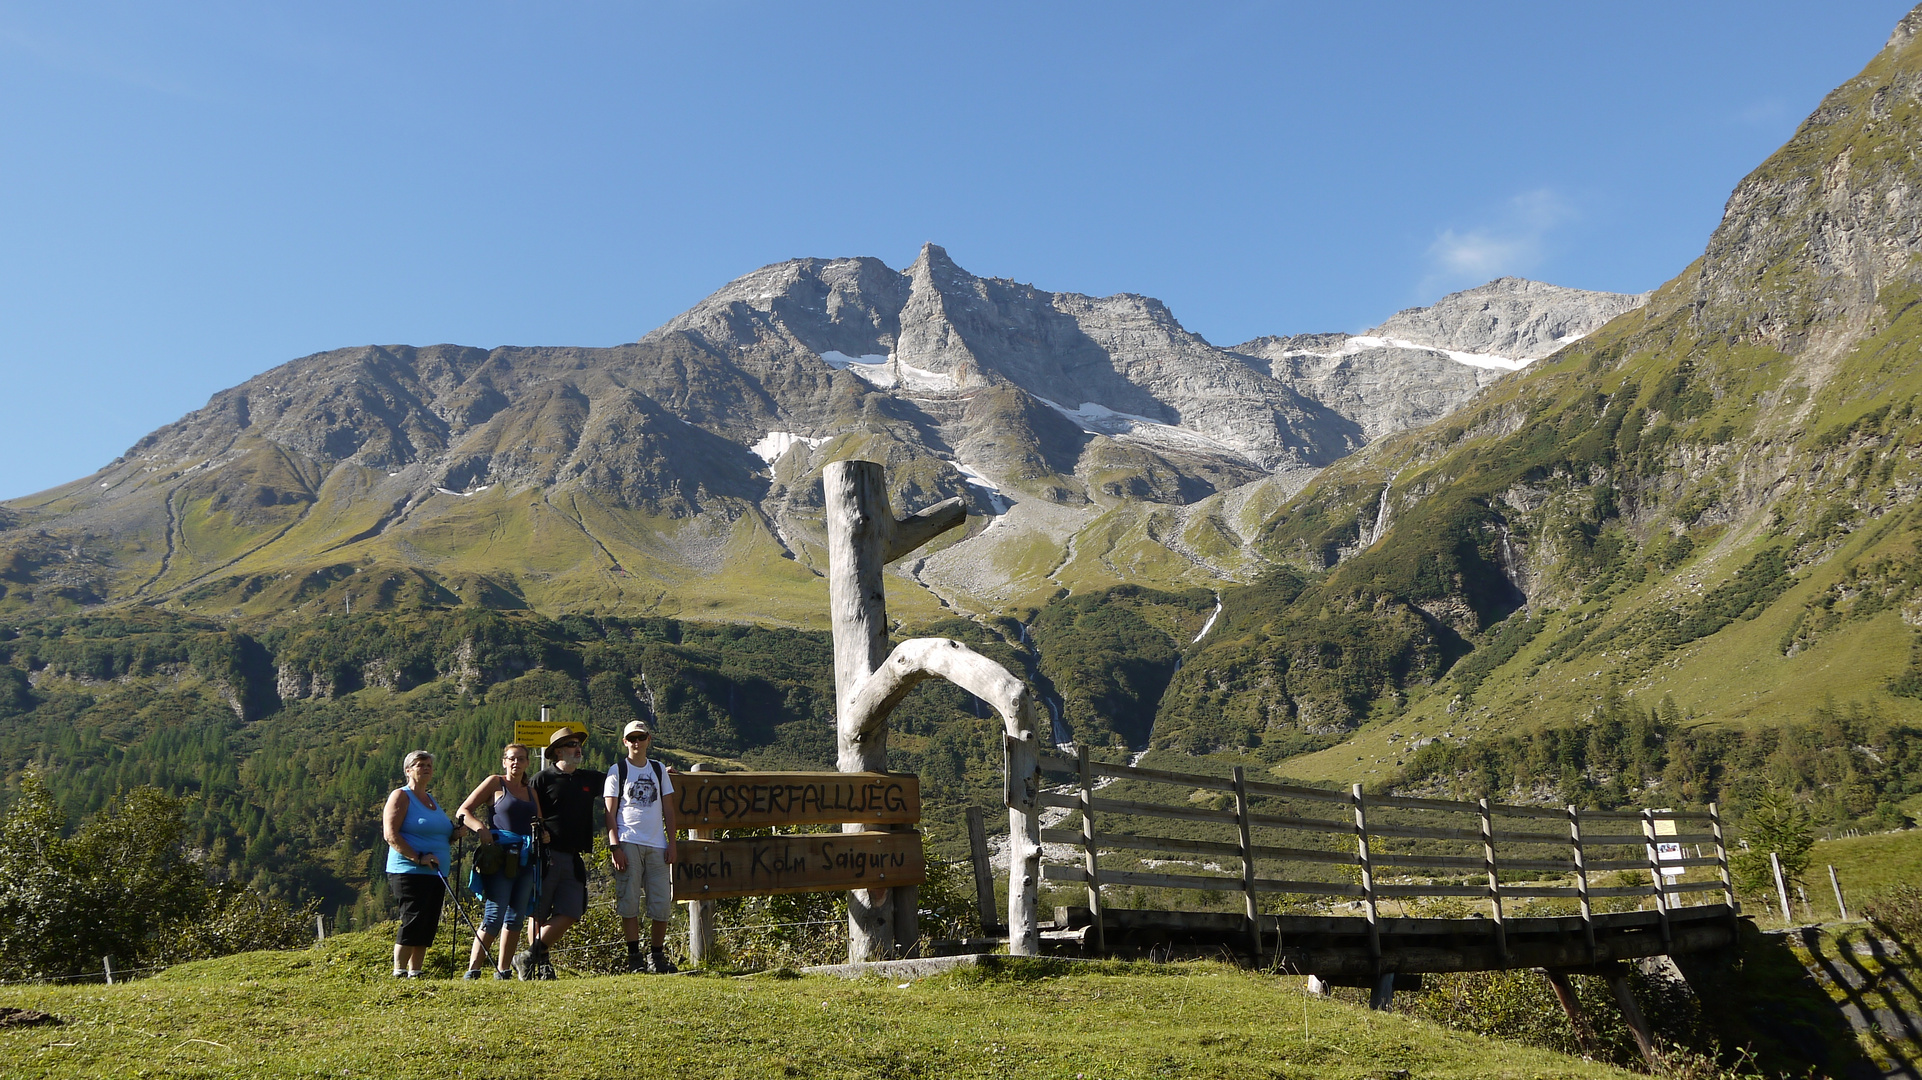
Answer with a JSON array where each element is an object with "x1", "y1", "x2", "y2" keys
[{"x1": 1035, "y1": 746, "x2": 1736, "y2": 959}]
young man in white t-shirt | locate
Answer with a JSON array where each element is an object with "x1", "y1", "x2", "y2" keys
[{"x1": 604, "y1": 718, "x2": 679, "y2": 973}]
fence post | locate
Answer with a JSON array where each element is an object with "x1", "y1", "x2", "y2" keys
[
  {"x1": 1569, "y1": 805, "x2": 1595, "y2": 959},
  {"x1": 965, "y1": 807, "x2": 999, "y2": 936},
  {"x1": 1771, "y1": 851, "x2": 1793, "y2": 928},
  {"x1": 1352, "y1": 784, "x2": 1380, "y2": 964},
  {"x1": 1234, "y1": 766, "x2": 1260, "y2": 960},
  {"x1": 686, "y1": 763, "x2": 715, "y2": 964},
  {"x1": 1708, "y1": 802, "x2": 1736, "y2": 912},
  {"x1": 1078, "y1": 745, "x2": 1105, "y2": 953},
  {"x1": 103, "y1": 956, "x2": 114, "y2": 985},
  {"x1": 1830, "y1": 864, "x2": 1850, "y2": 922},
  {"x1": 315, "y1": 914, "x2": 326, "y2": 943},
  {"x1": 1642, "y1": 809, "x2": 1671, "y2": 950},
  {"x1": 1479, "y1": 798, "x2": 1506, "y2": 963}
]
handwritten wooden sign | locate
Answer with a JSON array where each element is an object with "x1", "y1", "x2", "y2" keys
[
  {"x1": 673, "y1": 771, "x2": 920, "y2": 828},
  {"x1": 672, "y1": 831, "x2": 925, "y2": 900}
]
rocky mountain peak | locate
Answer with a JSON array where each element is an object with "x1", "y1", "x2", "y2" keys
[
  {"x1": 1366, "y1": 277, "x2": 1648, "y2": 362},
  {"x1": 1, "y1": 232, "x2": 1664, "y2": 623},
  {"x1": 1891, "y1": 2, "x2": 1922, "y2": 50},
  {"x1": 1692, "y1": 6, "x2": 1922, "y2": 361}
]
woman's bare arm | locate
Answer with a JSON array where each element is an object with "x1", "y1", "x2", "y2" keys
[
  {"x1": 382, "y1": 788, "x2": 408, "y2": 851},
  {"x1": 456, "y1": 776, "x2": 501, "y2": 839}
]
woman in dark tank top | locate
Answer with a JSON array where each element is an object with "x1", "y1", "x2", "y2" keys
[{"x1": 454, "y1": 743, "x2": 545, "y2": 979}]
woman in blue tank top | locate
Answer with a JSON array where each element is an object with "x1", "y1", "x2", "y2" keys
[
  {"x1": 382, "y1": 750, "x2": 463, "y2": 977},
  {"x1": 453, "y1": 742, "x2": 546, "y2": 979}
]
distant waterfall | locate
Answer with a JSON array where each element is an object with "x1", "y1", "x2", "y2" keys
[{"x1": 1191, "y1": 594, "x2": 1222, "y2": 644}]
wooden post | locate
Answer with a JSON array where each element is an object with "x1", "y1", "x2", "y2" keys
[
  {"x1": 1830, "y1": 865, "x2": 1850, "y2": 921},
  {"x1": 1642, "y1": 809, "x2": 1671, "y2": 950},
  {"x1": 103, "y1": 955, "x2": 114, "y2": 985},
  {"x1": 1480, "y1": 798, "x2": 1506, "y2": 963},
  {"x1": 1006, "y1": 731, "x2": 1042, "y2": 957},
  {"x1": 1708, "y1": 802, "x2": 1736, "y2": 912},
  {"x1": 965, "y1": 807, "x2": 999, "y2": 936},
  {"x1": 1569, "y1": 805, "x2": 1594, "y2": 958},
  {"x1": 686, "y1": 763, "x2": 716, "y2": 964},
  {"x1": 1607, "y1": 972, "x2": 1660, "y2": 1069},
  {"x1": 823, "y1": 460, "x2": 1046, "y2": 960},
  {"x1": 1234, "y1": 765, "x2": 1259, "y2": 960},
  {"x1": 315, "y1": 914, "x2": 326, "y2": 943},
  {"x1": 1542, "y1": 969, "x2": 1598, "y2": 1055},
  {"x1": 1771, "y1": 851, "x2": 1792, "y2": 928},
  {"x1": 1352, "y1": 784, "x2": 1379, "y2": 964},
  {"x1": 1369, "y1": 972, "x2": 1396, "y2": 1011},
  {"x1": 1079, "y1": 745, "x2": 1105, "y2": 953}
]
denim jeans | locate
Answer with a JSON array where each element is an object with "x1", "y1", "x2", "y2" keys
[{"x1": 478, "y1": 859, "x2": 538, "y2": 932}]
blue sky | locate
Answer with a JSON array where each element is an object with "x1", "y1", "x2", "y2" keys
[{"x1": 0, "y1": 1, "x2": 1911, "y2": 499}]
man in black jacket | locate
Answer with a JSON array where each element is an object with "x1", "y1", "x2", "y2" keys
[{"x1": 517, "y1": 726, "x2": 604, "y2": 980}]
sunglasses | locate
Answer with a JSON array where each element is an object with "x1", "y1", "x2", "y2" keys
[
  {"x1": 551, "y1": 741, "x2": 580, "y2": 751},
  {"x1": 624, "y1": 733, "x2": 651, "y2": 742}
]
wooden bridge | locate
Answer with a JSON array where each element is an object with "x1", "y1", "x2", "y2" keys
[{"x1": 981, "y1": 745, "x2": 1739, "y2": 1060}]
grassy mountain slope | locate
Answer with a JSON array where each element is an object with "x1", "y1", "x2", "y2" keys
[{"x1": 1157, "y1": 10, "x2": 1922, "y2": 794}]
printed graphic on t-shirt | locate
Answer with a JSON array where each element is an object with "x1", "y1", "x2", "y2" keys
[{"x1": 623, "y1": 772, "x2": 659, "y2": 808}]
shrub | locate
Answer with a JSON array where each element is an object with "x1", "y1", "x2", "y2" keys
[{"x1": 0, "y1": 772, "x2": 315, "y2": 979}]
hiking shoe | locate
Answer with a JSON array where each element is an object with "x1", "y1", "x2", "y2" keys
[
  {"x1": 534, "y1": 960, "x2": 556, "y2": 981},
  {"x1": 510, "y1": 950, "x2": 534, "y2": 981},
  {"x1": 462, "y1": 969, "x2": 483, "y2": 981},
  {"x1": 494, "y1": 969, "x2": 512, "y2": 980},
  {"x1": 405, "y1": 970, "x2": 425, "y2": 979},
  {"x1": 650, "y1": 950, "x2": 678, "y2": 975},
  {"x1": 625, "y1": 950, "x2": 647, "y2": 974},
  {"x1": 392, "y1": 969, "x2": 407, "y2": 979}
]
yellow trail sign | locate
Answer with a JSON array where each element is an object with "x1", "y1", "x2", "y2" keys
[
  {"x1": 673, "y1": 831, "x2": 924, "y2": 901},
  {"x1": 673, "y1": 771, "x2": 919, "y2": 828},
  {"x1": 513, "y1": 720, "x2": 586, "y2": 749}
]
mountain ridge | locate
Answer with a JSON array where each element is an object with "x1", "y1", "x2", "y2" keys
[{"x1": 0, "y1": 244, "x2": 1639, "y2": 625}]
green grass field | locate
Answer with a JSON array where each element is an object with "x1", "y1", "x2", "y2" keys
[
  {"x1": 1811, "y1": 827, "x2": 1922, "y2": 919},
  {"x1": 0, "y1": 933, "x2": 1638, "y2": 1080}
]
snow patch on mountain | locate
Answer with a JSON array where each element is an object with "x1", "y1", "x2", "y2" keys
[
  {"x1": 951, "y1": 461, "x2": 1010, "y2": 515},
  {"x1": 1289, "y1": 335, "x2": 1531, "y2": 372},
  {"x1": 1038, "y1": 398, "x2": 1245, "y2": 459},
  {"x1": 818, "y1": 350, "x2": 959, "y2": 392},
  {"x1": 750, "y1": 431, "x2": 826, "y2": 464}
]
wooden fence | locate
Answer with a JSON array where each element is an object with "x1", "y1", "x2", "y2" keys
[{"x1": 1031, "y1": 746, "x2": 1735, "y2": 961}]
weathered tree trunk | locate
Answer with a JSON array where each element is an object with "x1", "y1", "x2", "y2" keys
[{"x1": 824, "y1": 460, "x2": 1042, "y2": 961}]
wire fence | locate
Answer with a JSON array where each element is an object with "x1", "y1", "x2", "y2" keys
[{"x1": 0, "y1": 962, "x2": 165, "y2": 987}]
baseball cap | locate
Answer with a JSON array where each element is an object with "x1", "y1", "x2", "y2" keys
[{"x1": 621, "y1": 719, "x2": 652, "y2": 739}]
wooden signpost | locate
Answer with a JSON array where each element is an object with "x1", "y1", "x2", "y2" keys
[
  {"x1": 672, "y1": 769, "x2": 926, "y2": 945},
  {"x1": 674, "y1": 830, "x2": 924, "y2": 900},
  {"x1": 674, "y1": 771, "x2": 920, "y2": 829}
]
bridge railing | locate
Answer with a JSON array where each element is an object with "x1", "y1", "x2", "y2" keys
[{"x1": 1032, "y1": 746, "x2": 1735, "y2": 959}]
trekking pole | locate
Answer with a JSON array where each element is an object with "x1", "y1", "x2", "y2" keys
[
  {"x1": 524, "y1": 818, "x2": 547, "y2": 977},
  {"x1": 437, "y1": 864, "x2": 496, "y2": 971},
  {"x1": 447, "y1": 836, "x2": 466, "y2": 974}
]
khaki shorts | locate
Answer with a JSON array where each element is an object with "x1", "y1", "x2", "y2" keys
[{"x1": 613, "y1": 842, "x2": 673, "y2": 923}]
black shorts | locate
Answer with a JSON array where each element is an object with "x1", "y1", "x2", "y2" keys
[{"x1": 388, "y1": 872, "x2": 446, "y2": 947}]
